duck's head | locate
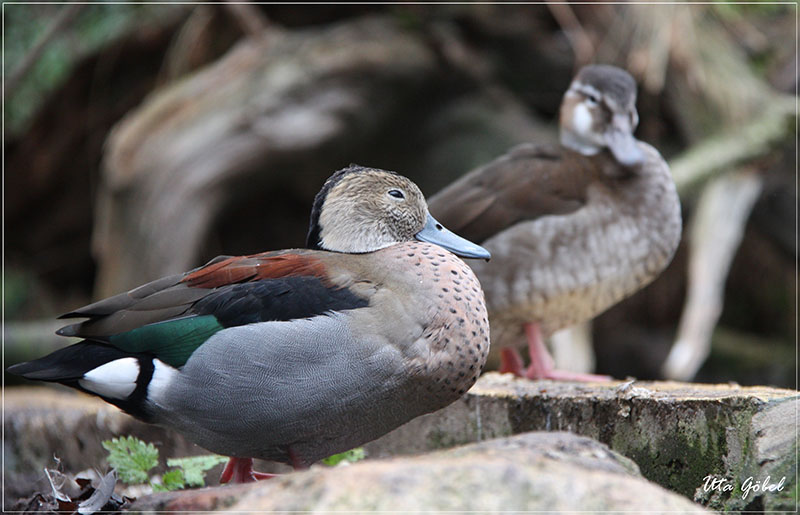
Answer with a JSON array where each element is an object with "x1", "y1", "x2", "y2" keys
[
  {"x1": 559, "y1": 64, "x2": 645, "y2": 167},
  {"x1": 307, "y1": 165, "x2": 490, "y2": 259}
]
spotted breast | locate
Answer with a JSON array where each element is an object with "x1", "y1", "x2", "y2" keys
[{"x1": 366, "y1": 241, "x2": 490, "y2": 401}]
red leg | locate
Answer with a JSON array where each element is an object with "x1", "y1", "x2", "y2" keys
[
  {"x1": 499, "y1": 347, "x2": 526, "y2": 376},
  {"x1": 524, "y1": 322, "x2": 611, "y2": 382},
  {"x1": 287, "y1": 446, "x2": 308, "y2": 471},
  {"x1": 523, "y1": 322, "x2": 555, "y2": 378},
  {"x1": 219, "y1": 457, "x2": 278, "y2": 484}
]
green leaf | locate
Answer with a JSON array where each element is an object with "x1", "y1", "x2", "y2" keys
[
  {"x1": 152, "y1": 469, "x2": 186, "y2": 492},
  {"x1": 166, "y1": 455, "x2": 229, "y2": 487},
  {"x1": 322, "y1": 448, "x2": 366, "y2": 466},
  {"x1": 102, "y1": 436, "x2": 159, "y2": 485}
]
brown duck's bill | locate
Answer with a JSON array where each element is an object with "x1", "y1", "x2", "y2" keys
[
  {"x1": 415, "y1": 214, "x2": 491, "y2": 260},
  {"x1": 605, "y1": 117, "x2": 645, "y2": 167}
]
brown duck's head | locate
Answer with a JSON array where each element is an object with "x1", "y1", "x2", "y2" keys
[
  {"x1": 307, "y1": 165, "x2": 490, "y2": 259},
  {"x1": 559, "y1": 64, "x2": 645, "y2": 167}
]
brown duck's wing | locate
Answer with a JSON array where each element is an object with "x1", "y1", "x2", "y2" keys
[{"x1": 428, "y1": 143, "x2": 601, "y2": 243}]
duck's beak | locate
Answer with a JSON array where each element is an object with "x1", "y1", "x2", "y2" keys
[
  {"x1": 604, "y1": 114, "x2": 645, "y2": 167},
  {"x1": 415, "y1": 214, "x2": 491, "y2": 260}
]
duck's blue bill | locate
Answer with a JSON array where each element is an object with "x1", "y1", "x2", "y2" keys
[{"x1": 415, "y1": 214, "x2": 491, "y2": 260}]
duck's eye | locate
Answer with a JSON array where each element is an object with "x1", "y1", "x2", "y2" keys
[
  {"x1": 585, "y1": 93, "x2": 600, "y2": 106},
  {"x1": 388, "y1": 189, "x2": 405, "y2": 199}
]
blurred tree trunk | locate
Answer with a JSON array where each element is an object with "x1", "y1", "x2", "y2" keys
[
  {"x1": 4, "y1": 14, "x2": 186, "y2": 301},
  {"x1": 94, "y1": 16, "x2": 439, "y2": 296}
]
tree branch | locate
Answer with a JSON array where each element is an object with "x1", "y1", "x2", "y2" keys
[
  {"x1": 222, "y1": 0, "x2": 269, "y2": 39},
  {"x1": 671, "y1": 96, "x2": 795, "y2": 195},
  {"x1": 546, "y1": 2, "x2": 595, "y2": 69}
]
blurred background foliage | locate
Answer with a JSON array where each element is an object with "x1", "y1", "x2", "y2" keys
[
  {"x1": 5, "y1": 3, "x2": 180, "y2": 134},
  {"x1": 3, "y1": 3, "x2": 796, "y2": 388}
]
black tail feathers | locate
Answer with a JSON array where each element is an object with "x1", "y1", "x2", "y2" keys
[
  {"x1": 7, "y1": 341, "x2": 132, "y2": 382},
  {"x1": 7, "y1": 341, "x2": 155, "y2": 422}
]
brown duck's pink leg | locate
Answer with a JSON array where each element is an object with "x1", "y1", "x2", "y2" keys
[
  {"x1": 220, "y1": 457, "x2": 278, "y2": 484},
  {"x1": 523, "y1": 322, "x2": 612, "y2": 382},
  {"x1": 499, "y1": 347, "x2": 526, "y2": 376}
]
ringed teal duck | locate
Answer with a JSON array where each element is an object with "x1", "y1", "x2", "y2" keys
[
  {"x1": 9, "y1": 165, "x2": 491, "y2": 483},
  {"x1": 428, "y1": 64, "x2": 681, "y2": 381}
]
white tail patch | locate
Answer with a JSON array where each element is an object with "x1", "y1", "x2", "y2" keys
[
  {"x1": 148, "y1": 359, "x2": 178, "y2": 402},
  {"x1": 79, "y1": 358, "x2": 139, "y2": 399}
]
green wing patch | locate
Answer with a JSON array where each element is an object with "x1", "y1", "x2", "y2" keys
[{"x1": 109, "y1": 315, "x2": 224, "y2": 367}]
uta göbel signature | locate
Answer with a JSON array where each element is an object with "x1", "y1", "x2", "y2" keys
[{"x1": 702, "y1": 475, "x2": 787, "y2": 500}]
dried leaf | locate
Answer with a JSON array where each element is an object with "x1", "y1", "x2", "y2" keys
[
  {"x1": 44, "y1": 467, "x2": 71, "y2": 503},
  {"x1": 56, "y1": 498, "x2": 78, "y2": 511},
  {"x1": 77, "y1": 470, "x2": 117, "y2": 515}
]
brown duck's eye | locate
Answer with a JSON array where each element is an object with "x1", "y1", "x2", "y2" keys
[
  {"x1": 585, "y1": 93, "x2": 600, "y2": 105},
  {"x1": 388, "y1": 189, "x2": 405, "y2": 199}
]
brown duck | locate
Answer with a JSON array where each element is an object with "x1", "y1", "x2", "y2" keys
[{"x1": 428, "y1": 64, "x2": 682, "y2": 381}]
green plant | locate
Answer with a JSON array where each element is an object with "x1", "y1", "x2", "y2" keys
[
  {"x1": 322, "y1": 447, "x2": 367, "y2": 466},
  {"x1": 102, "y1": 436, "x2": 159, "y2": 484},
  {"x1": 102, "y1": 436, "x2": 227, "y2": 491},
  {"x1": 166, "y1": 455, "x2": 230, "y2": 488},
  {"x1": 153, "y1": 469, "x2": 186, "y2": 493}
]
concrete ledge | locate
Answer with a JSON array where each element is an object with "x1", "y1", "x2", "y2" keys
[
  {"x1": 5, "y1": 374, "x2": 797, "y2": 510},
  {"x1": 366, "y1": 373, "x2": 798, "y2": 511}
]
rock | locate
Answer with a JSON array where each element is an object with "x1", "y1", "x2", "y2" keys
[
  {"x1": 366, "y1": 373, "x2": 798, "y2": 511},
  {"x1": 128, "y1": 482, "x2": 259, "y2": 512},
  {"x1": 730, "y1": 395, "x2": 797, "y2": 511},
  {"x1": 130, "y1": 432, "x2": 706, "y2": 512},
  {"x1": 3, "y1": 387, "x2": 204, "y2": 508},
  {"x1": 3, "y1": 387, "x2": 199, "y2": 468},
  {"x1": 3, "y1": 387, "x2": 293, "y2": 509},
  {"x1": 6, "y1": 375, "x2": 796, "y2": 510}
]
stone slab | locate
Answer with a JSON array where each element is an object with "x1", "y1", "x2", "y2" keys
[
  {"x1": 365, "y1": 373, "x2": 798, "y2": 511},
  {"x1": 130, "y1": 432, "x2": 707, "y2": 512},
  {"x1": 5, "y1": 374, "x2": 797, "y2": 510}
]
